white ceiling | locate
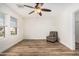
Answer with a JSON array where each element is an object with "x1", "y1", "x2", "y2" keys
[{"x1": 5, "y1": 3, "x2": 73, "y2": 18}]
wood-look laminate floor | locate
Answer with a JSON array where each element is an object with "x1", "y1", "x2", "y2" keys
[{"x1": 0, "y1": 40, "x2": 79, "y2": 56}]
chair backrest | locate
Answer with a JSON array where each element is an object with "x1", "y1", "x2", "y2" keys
[{"x1": 49, "y1": 31, "x2": 57, "y2": 37}]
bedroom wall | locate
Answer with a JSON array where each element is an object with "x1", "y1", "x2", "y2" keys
[
  {"x1": 58, "y1": 4, "x2": 79, "y2": 50},
  {"x1": 0, "y1": 4, "x2": 23, "y2": 52},
  {"x1": 23, "y1": 15, "x2": 58, "y2": 39}
]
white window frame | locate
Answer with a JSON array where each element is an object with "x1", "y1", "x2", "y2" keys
[
  {"x1": 0, "y1": 13, "x2": 5, "y2": 39},
  {"x1": 10, "y1": 16, "x2": 17, "y2": 35}
]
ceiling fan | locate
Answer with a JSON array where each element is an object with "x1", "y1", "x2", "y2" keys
[{"x1": 18, "y1": 3, "x2": 52, "y2": 16}]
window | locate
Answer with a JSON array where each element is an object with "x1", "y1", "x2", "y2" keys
[
  {"x1": 10, "y1": 16, "x2": 17, "y2": 35},
  {"x1": 0, "y1": 14, "x2": 5, "y2": 37}
]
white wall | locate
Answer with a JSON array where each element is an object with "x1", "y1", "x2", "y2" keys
[
  {"x1": 23, "y1": 16, "x2": 58, "y2": 39},
  {"x1": 0, "y1": 4, "x2": 23, "y2": 52},
  {"x1": 58, "y1": 4, "x2": 79, "y2": 50}
]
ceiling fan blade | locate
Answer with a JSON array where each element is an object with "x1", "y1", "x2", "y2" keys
[
  {"x1": 35, "y1": 3, "x2": 39, "y2": 8},
  {"x1": 29, "y1": 11, "x2": 34, "y2": 14},
  {"x1": 42, "y1": 8, "x2": 51, "y2": 12},
  {"x1": 35, "y1": 3, "x2": 44, "y2": 8},
  {"x1": 24, "y1": 5, "x2": 34, "y2": 8},
  {"x1": 39, "y1": 12, "x2": 42, "y2": 16}
]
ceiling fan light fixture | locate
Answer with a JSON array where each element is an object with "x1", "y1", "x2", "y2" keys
[
  {"x1": 19, "y1": 3, "x2": 52, "y2": 16},
  {"x1": 34, "y1": 8, "x2": 41, "y2": 14}
]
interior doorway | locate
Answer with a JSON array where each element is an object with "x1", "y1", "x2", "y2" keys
[{"x1": 75, "y1": 10, "x2": 79, "y2": 51}]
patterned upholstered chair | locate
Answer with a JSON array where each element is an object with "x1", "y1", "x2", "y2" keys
[{"x1": 46, "y1": 31, "x2": 58, "y2": 43}]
